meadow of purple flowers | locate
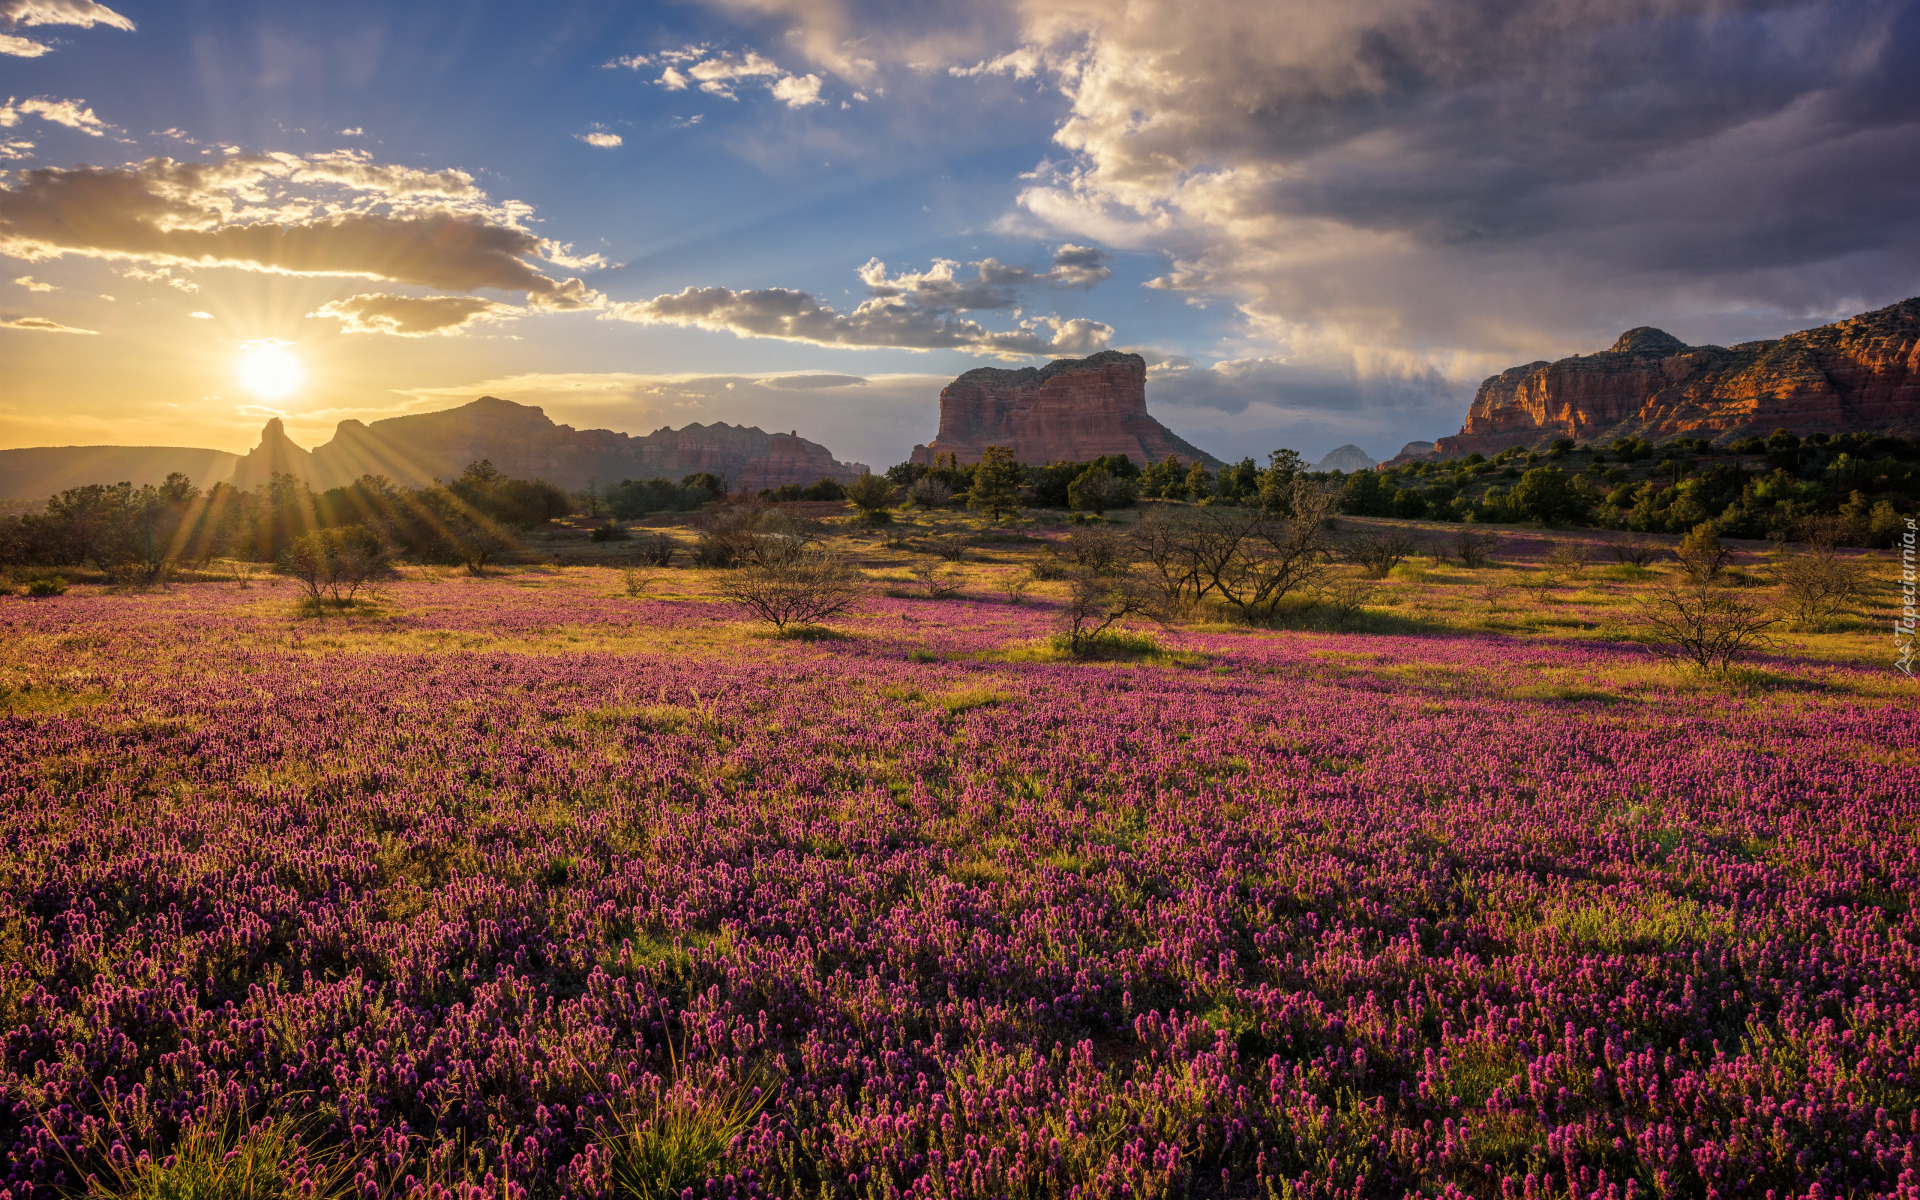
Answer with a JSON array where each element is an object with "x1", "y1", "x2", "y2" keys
[{"x1": 1, "y1": 575, "x2": 1917, "y2": 1200}]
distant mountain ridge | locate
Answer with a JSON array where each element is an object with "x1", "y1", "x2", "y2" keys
[
  {"x1": 3, "y1": 398, "x2": 868, "y2": 500},
  {"x1": 1434, "y1": 296, "x2": 1920, "y2": 456},
  {"x1": 0, "y1": 446, "x2": 242, "y2": 502},
  {"x1": 1310, "y1": 444, "x2": 1378, "y2": 473}
]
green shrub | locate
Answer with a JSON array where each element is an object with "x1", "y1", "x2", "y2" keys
[
  {"x1": 590, "y1": 520, "x2": 631, "y2": 542},
  {"x1": 27, "y1": 576, "x2": 67, "y2": 597}
]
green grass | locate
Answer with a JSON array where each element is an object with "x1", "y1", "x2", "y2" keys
[{"x1": 82, "y1": 1117, "x2": 342, "y2": 1200}]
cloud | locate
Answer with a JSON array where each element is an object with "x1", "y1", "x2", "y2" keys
[
  {"x1": 339, "y1": 127, "x2": 363, "y2": 137},
  {"x1": 0, "y1": 314, "x2": 94, "y2": 332},
  {"x1": 187, "y1": 310, "x2": 211, "y2": 318},
  {"x1": 0, "y1": 152, "x2": 605, "y2": 310},
  {"x1": 632, "y1": 44, "x2": 833, "y2": 108},
  {"x1": 858, "y1": 244, "x2": 1112, "y2": 310},
  {"x1": 575, "y1": 131, "x2": 623, "y2": 148},
  {"x1": 764, "y1": 373, "x2": 867, "y2": 389},
  {"x1": 604, "y1": 281, "x2": 1111, "y2": 359},
  {"x1": 970, "y1": 0, "x2": 1920, "y2": 372},
  {"x1": 120, "y1": 264, "x2": 198, "y2": 292},
  {"x1": 309, "y1": 292, "x2": 522, "y2": 336},
  {"x1": 0, "y1": 1, "x2": 134, "y2": 30},
  {"x1": 0, "y1": 138, "x2": 32, "y2": 160},
  {"x1": 1, "y1": 33, "x2": 48, "y2": 54},
  {"x1": 0, "y1": 96, "x2": 111, "y2": 136},
  {"x1": 770, "y1": 73, "x2": 824, "y2": 107},
  {"x1": 11, "y1": 273, "x2": 51, "y2": 289}
]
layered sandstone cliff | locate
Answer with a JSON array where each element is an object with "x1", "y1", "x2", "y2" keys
[
  {"x1": 235, "y1": 397, "x2": 869, "y2": 493},
  {"x1": 909, "y1": 351, "x2": 1220, "y2": 467},
  {"x1": 1434, "y1": 297, "x2": 1920, "y2": 457}
]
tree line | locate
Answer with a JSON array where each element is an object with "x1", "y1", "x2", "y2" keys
[{"x1": 0, "y1": 461, "x2": 572, "y2": 582}]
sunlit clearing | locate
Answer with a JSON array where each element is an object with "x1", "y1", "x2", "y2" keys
[{"x1": 236, "y1": 341, "x2": 304, "y2": 400}]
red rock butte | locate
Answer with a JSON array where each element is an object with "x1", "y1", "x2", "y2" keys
[
  {"x1": 910, "y1": 351, "x2": 1221, "y2": 467},
  {"x1": 1433, "y1": 296, "x2": 1920, "y2": 457}
]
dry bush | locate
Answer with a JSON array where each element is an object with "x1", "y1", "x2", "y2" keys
[
  {"x1": 1544, "y1": 542, "x2": 1595, "y2": 575},
  {"x1": 279, "y1": 526, "x2": 392, "y2": 603},
  {"x1": 1316, "y1": 572, "x2": 1380, "y2": 629},
  {"x1": 630, "y1": 533, "x2": 677, "y2": 567},
  {"x1": 908, "y1": 558, "x2": 965, "y2": 598},
  {"x1": 621, "y1": 568, "x2": 652, "y2": 597},
  {"x1": 1056, "y1": 525, "x2": 1130, "y2": 574},
  {"x1": 1609, "y1": 537, "x2": 1663, "y2": 567},
  {"x1": 1634, "y1": 584, "x2": 1780, "y2": 673},
  {"x1": 1771, "y1": 544, "x2": 1869, "y2": 626},
  {"x1": 909, "y1": 476, "x2": 954, "y2": 509},
  {"x1": 920, "y1": 535, "x2": 970, "y2": 562},
  {"x1": 1342, "y1": 528, "x2": 1419, "y2": 578},
  {"x1": 1127, "y1": 479, "x2": 1336, "y2": 622},
  {"x1": 1057, "y1": 567, "x2": 1152, "y2": 656},
  {"x1": 1000, "y1": 572, "x2": 1035, "y2": 605},
  {"x1": 1673, "y1": 523, "x2": 1734, "y2": 582},
  {"x1": 1450, "y1": 528, "x2": 1496, "y2": 569},
  {"x1": 719, "y1": 549, "x2": 862, "y2": 631}
]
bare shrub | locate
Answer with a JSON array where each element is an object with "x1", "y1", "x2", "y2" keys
[
  {"x1": 621, "y1": 568, "x2": 652, "y2": 597},
  {"x1": 1127, "y1": 505, "x2": 1201, "y2": 620},
  {"x1": 1315, "y1": 572, "x2": 1380, "y2": 629},
  {"x1": 719, "y1": 549, "x2": 862, "y2": 632},
  {"x1": 1609, "y1": 537, "x2": 1663, "y2": 567},
  {"x1": 1635, "y1": 584, "x2": 1780, "y2": 672},
  {"x1": 908, "y1": 477, "x2": 954, "y2": 508},
  {"x1": 630, "y1": 533, "x2": 677, "y2": 567},
  {"x1": 1058, "y1": 567, "x2": 1151, "y2": 656},
  {"x1": 1544, "y1": 541, "x2": 1595, "y2": 575},
  {"x1": 1056, "y1": 526, "x2": 1130, "y2": 574},
  {"x1": 1771, "y1": 544, "x2": 1869, "y2": 626},
  {"x1": 1673, "y1": 523, "x2": 1734, "y2": 582},
  {"x1": 908, "y1": 558, "x2": 965, "y2": 598},
  {"x1": 1449, "y1": 528, "x2": 1496, "y2": 569},
  {"x1": 279, "y1": 526, "x2": 391, "y2": 603},
  {"x1": 1000, "y1": 572, "x2": 1035, "y2": 605},
  {"x1": 1342, "y1": 528, "x2": 1419, "y2": 578},
  {"x1": 921, "y1": 535, "x2": 970, "y2": 562},
  {"x1": 696, "y1": 504, "x2": 821, "y2": 568}
]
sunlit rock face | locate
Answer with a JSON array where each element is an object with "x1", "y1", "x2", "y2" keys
[
  {"x1": 223, "y1": 397, "x2": 866, "y2": 493},
  {"x1": 1434, "y1": 297, "x2": 1920, "y2": 456},
  {"x1": 910, "y1": 351, "x2": 1220, "y2": 467}
]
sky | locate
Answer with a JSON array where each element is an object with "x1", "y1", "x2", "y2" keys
[{"x1": 1, "y1": 0, "x2": 1916, "y2": 469}]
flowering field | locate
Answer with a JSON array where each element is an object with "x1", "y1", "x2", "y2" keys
[{"x1": 1, "y1": 568, "x2": 1917, "y2": 1200}]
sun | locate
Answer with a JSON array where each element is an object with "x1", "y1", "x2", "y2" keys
[{"x1": 236, "y1": 341, "x2": 304, "y2": 400}]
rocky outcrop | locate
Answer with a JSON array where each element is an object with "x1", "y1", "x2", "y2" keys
[
  {"x1": 1310, "y1": 444, "x2": 1378, "y2": 474},
  {"x1": 1434, "y1": 297, "x2": 1920, "y2": 457},
  {"x1": 229, "y1": 419, "x2": 318, "y2": 492},
  {"x1": 909, "y1": 351, "x2": 1220, "y2": 467},
  {"x1": 1380, "y1": 441, "x2": 1439, "y2": 468},
  {"x1": 293, "y1": 397, "x2": 865, "y2": 492}
]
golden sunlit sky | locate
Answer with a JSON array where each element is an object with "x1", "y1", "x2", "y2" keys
[{"x1": 2, "y1": 0, "x2": 1916, "y2": 468}]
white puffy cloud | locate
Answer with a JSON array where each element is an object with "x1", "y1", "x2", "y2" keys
[
  {"x1": 0, "y1": 96, "x2": 111, "y2": 136},
  {"x1": 575, "y1": 131, "x2": 623, "y2": 148},
  {"x1": 1, "y1": 33, "x2": 48, "y2": 54},
  {"x1": 0, "y1": 151, "x2": 604, "y2": 310},
  {"x1": 621, "y1": 44, "x2": 834, "y2": 108},
  {"x1": 0, "y1": 314, "x2": 94, "y2": 332},
  {"x1": 770, "y1": 73, "x2": 824, "y2": 107},
  {"x1": 309, "y1": 292, "x2": 522, "y2": 336},
  {"x1": 11, "y1": 273, "x2": 50, "y2": 290}
]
